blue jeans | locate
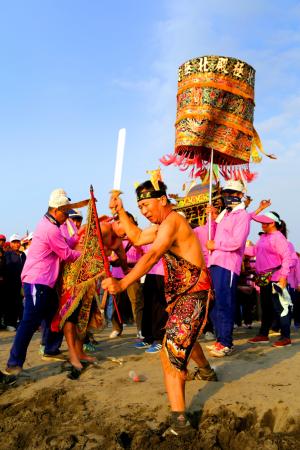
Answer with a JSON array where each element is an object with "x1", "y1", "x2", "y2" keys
[
  {"x1": 210, "y1": 265, "x2": 238, "y2": 348},
  {"x1": 40, "y1": 319, "x2": 64, "y2": 352},
  {"x1": 105, "y1": 295, "x2": 113, "y2": 321},
  {"x1": 7, "y1": 283, "x2": 63, "y2": 368}
]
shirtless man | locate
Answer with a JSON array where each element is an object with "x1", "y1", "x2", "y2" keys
[{"x1": 102, "y1": 180, "x2": 215, "y2": 436}]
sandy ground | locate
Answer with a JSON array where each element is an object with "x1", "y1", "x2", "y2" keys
[{"x1": 1, "y1": 324, "x2": 300, "y2": 450}]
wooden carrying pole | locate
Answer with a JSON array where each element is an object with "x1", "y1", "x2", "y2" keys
[{"x1": 208, "y1": 149, "x2": 214, "y2": 241}]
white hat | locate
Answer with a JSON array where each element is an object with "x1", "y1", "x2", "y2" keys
[
  {"x1": 223, "y1": 179, "x2": 247, "y2": 194},
  {"x1": 48, "y1": 188, "x2": 70, "y2": 208},
  {"x1": 9, "y1": 234, "x2": 21, "y2": 242},
  {"x1": 53, "y1": 188, "x2": 68, "y2": 196}
]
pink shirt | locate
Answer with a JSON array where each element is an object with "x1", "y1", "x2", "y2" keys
[
  {"x1": 60, "y1": 219, "x2": 80, "y2": 249},
  {"x1": 208, "y1": 208, "x2": 250, "y2": 275},
  {"x1": 22, "y1": 216, "x2": 80, "y2": 288},
  {"x1": 142, "y1": 244, "x2": 164, "y2": 276},
  {"x1": 291, "y1": 257, "x2": 300, "y2": 289},
  {"x1": 288, "y1": 259, "x2": 300, "y2": 289},
  {"x1": 111, "y1": 240, "x2": 144, "y2": 279},
  {"x1": 245, "y1": 231, "x2": 292, "y2": 281},
  {"x1": 287, "y1": 243, "x2": 299, "y2": 288},
  {"x1": 193, "y1": 222, "x2": 217, "y2": 265}
]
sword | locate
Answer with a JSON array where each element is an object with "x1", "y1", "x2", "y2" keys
[{"x1": 110, "y1": 128, "x2": 126, "y2": 202}]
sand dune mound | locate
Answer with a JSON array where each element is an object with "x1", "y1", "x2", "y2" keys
[{"x1": 1, "y1": 325, "x2": 300, "y2": 449}]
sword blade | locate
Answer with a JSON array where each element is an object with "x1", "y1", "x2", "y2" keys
[{"x1": 113, "y1": 128, "x2": 126, "y2": 191}]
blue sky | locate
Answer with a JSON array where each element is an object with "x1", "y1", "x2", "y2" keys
[{"x1": 1, "y1": 0, "x2": 299, "y2": 248}]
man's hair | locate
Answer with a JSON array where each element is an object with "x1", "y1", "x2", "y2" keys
[
  {"x1": 113, "y1": 211, "x2": 138, "y2": 225},
  {"x1": 125, "y1": 211, "x2": 138, "y2": 225}
]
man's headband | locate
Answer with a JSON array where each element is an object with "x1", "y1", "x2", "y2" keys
[{"x1": 136, "y1": 189, "x2": 167, "y2": 202}]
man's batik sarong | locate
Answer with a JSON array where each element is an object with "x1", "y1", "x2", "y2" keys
[
  {"x1": 162, "y1": 251, "x2": 212, "y2": 378},
  {"x1": 52, "y1": 200, "x2": 105, "y2": 339}
]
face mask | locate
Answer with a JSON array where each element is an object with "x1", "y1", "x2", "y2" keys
[{"x1": 223, "y1": 195, "x2": 242, "y2": 211}]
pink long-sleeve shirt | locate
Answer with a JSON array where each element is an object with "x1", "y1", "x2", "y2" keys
[
  {"x1": 22, "y1": 216, "x2": 80, "y2": 288},
  {"x1": 193, "y1": 222, "x2": 217, "y2": 265},
  {"x1": 245, "y1": 231, "x2": 292, "y2": 281},
  {"x1": 111, "y1": 243, "x2": 164, "y2": 278},
  {"x1": 287, "y1": 242, "x2": 299, "y2": 288},
  {"x1": 141, "y1": 244, "x2": 165, "y2": 276},
  {"x1": 60, "y1": 219, "x2": 80, "y2": 249},
  {"x1": 208, "y1": 208, "x2": 250, "y2": 275},
  {"x1": 291, "y1": 257, "x2": 300, "y2": 289},
  {"x1": 288, "y1": 258, "x2": 300, "y2": 289},
  {"x1": 111, "y1": 240, "x2": 144, "y2": 279}
]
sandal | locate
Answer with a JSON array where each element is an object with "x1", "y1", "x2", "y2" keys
[{"x1": 67, "y1": 366, "x2": 82, "y2": 380}]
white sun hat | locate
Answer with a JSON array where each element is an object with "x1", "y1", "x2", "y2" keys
[
  {"x1": 222, "y1": 179, "x2": 247, "y2": 194},
  {"x1": 48, "y1": 188, "x2": 71, "y2": 208}
]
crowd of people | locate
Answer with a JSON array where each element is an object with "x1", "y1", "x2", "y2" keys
[{"x1": 1, "y1": 180, "x2": 299, "y2": 437}]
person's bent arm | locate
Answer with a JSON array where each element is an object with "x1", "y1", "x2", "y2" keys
[
  {"x1": 274, "y1": 235, "x2": 292, "y2": 289},
  {"x1": 252, "y1": 199, "x2": 271, "y2": 216},
  {"x1": 48, "y1": 228, "x2": 80, "y2": 262},
  {"x1": 102, "y1": 217, "x2": 176, "y2": 294},
  {"x1": 113, "y1": 243, "x2": 129, "y2": 274},
  {"x1": 109, "y1": 193, "x2": 158, "y2": 245}
]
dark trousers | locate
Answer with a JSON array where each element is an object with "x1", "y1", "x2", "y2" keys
[
  {"x1": 40, "y1": 320, "x2": 64, "y2": 352},
  {"x1": 0, "y1": 282, "x2": 5, "y2": 326},
  {"x1": 141, "y1": 274, "x2": 168, "y2": 343},
  {"x1": 111, "y1": 290, "x2": 130, "y2": 333},
  {"x1": 259, "y1": 283, "x2": 292, "y2": 339},
  {"x1": 7, "y1": 283, "x2": 63, "y2": 368},
  {"x1": 210, "y1": 265, "x2": 238, "y2": 348},
  {"x1": 202, "y1": 316, "x2": 214, "y2": 334},
  {"x1": 288, "y1": 287, "x2": 300, "y2": 326},
  {"x1": 4, "y1": 283, "x2": 24, "y2": 327},
  {"x1": 111, "y1": 281, "x2": 144, "y2": 334},
  {"x1": 236, "y1": 286, "x2": 257, "y2": 326}
]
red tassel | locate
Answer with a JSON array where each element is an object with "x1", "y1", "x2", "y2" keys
[
  {"x1": 242, "y1": 169, "x2": 257, "y2": 182},
  {"x1": 161, "y1": 152, "x2": 258, "y2": 182},
  {"x1": 160, "y1": 154, "x2": 177, "y2": 166}
]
